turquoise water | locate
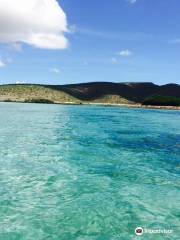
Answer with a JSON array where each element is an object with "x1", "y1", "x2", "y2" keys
[{"x1": 0, "y1": 103, "x2": 180, "y2": 240}]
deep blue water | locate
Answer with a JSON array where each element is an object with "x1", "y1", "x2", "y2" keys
[{"x1": 0, "y1": 103, "x2": 180, "y2": 240}]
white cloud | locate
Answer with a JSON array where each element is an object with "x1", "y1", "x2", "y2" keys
[
  {"x1": 111, "y1": 57, "x2": 118, "y2": 64},
  {"x1": 83, "y1": 60, "x2": 88, "y2": 66},
  {"x1": 0, "y1": 0, "x2": 68, "y2": 50},
  {"x1": 16, "y1": 80, "x2": 26, "y2": 84},
  {"x1": 127, "y1": 0, "x2": 137, "y2": 4},
  {"x1": 0, "y1": 60, "x2": 6, "y2": 68},
  {"x1": 10, "y1": 43, "x2": 22, "y2": 52},
  {"x1": 50, "y1": 67, "x2": 60, "y2": 74},
  {"x1": 69, "y1": 24, "x2": 77, "y2": 34},
  {"x1": 170, "y1": 39, "x2": 180, "y2": 44},
  {"x1": 118, "y1": 50, "x2": 132, "y2": 57}
]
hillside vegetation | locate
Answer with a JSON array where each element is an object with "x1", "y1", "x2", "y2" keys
[
  {"x1": 0, "y1": 85, "x2": 78, "y2": 104},
  {"x1": 143, "y1": 96, "x2": 180, "y2": 106},
  {"x1": 0, "y1": 82, "x2": 180, "y2": 106}
]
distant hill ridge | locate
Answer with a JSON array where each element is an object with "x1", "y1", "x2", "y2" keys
[{"x1": 0, "y1": 82, "x2": 180, "y2": 106}]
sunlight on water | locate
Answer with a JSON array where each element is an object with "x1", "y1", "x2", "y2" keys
[{"x1": 0, "y1": 103, "x2": 180, "y2": 239}]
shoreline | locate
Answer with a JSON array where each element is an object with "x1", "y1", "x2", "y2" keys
[
  {"x1": 84, "y1": 102, "x2": 180, "y2": 110},
  {"x1": 0, "y1": 100, "x2": 180, "y2": 110},
  {"x1": 81, "y1": 102, "x2": 180, "y2": 110}
]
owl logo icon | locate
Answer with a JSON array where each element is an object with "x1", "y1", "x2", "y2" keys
[{"x1": 135, "y1": 227, "x2": 143, "y2": 236}]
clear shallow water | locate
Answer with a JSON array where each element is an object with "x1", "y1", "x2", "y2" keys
[{"x1": 0, "y1": 103, "x2": 180, "y2": 240}]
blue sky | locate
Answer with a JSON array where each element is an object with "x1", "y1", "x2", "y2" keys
[{"x1": 0, "y1": 0, "x2": 180, "y2": 85}]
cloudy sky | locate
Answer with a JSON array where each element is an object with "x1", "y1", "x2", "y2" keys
[{"x1": 0, "y1": 0, "x2": 180, "y2": 85}]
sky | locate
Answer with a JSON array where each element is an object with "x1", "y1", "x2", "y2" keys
[{"x1": 0, "y1": 0, "x2": 180, "y2": 85}]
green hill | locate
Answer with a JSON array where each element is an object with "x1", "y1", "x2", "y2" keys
[
  {"x1": 142, "y1": 96, "x2": 180, "y2": 106},
  {"x1": 0, "y1": 82, "x2": 180, "y2": 106},
  {"x1": 0, "y1": 85, "x2": 78, "y2": 104}
]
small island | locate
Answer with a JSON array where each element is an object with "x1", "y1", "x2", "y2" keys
[{"x1": 0, "y1": 82, "x2": 179, "y2": 110}]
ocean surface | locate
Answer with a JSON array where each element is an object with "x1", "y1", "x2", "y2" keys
[{"x1": 0, "y1": 102, "x2": 179, "y2": 240}]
